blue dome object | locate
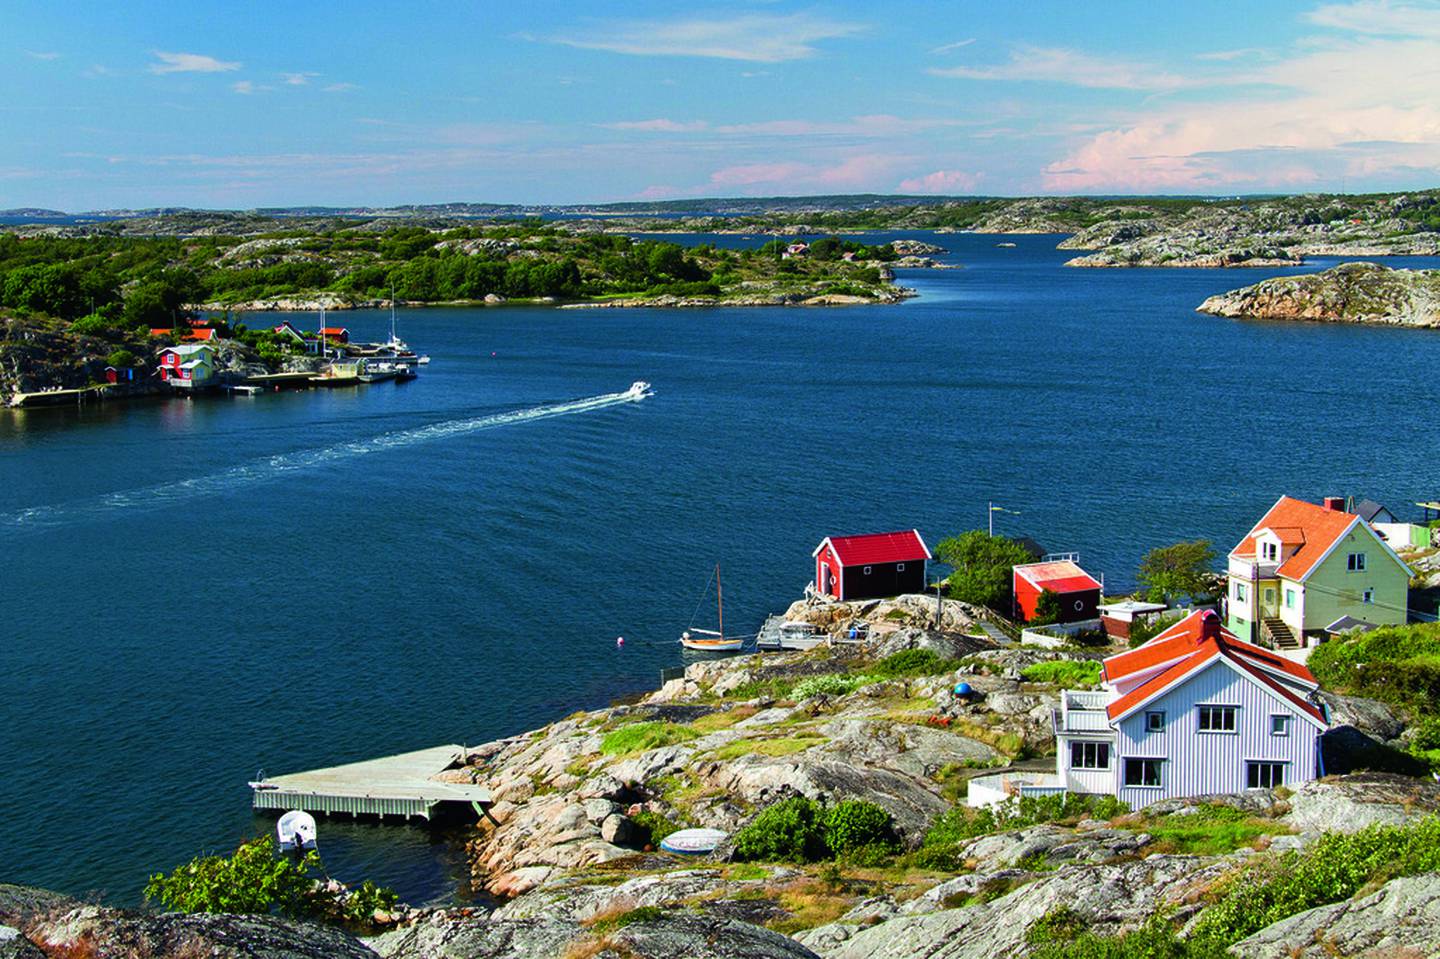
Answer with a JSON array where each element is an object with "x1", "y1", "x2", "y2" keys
[{"x1": 954, "y1": 682, "x2": 972, "y2": 696}]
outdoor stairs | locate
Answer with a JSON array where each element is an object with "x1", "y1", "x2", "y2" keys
[{"x1": 1262, "y1": 617, "x2": 1300, "y2": 651}]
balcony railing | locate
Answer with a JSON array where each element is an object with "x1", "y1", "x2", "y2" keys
[{"x1": 1228, "y1": 557, "x2": 1279, "y2": 580}]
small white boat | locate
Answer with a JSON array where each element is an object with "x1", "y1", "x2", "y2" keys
[
  {"x1": 680, "y1": 564, "x2": 745, "y2": 652},
  {"x1": 276, "y1": 810, "x2": 318, "y2": 851},
  {"x1": 626, "y1": 380, "x2": 653, "y2": 399},
  {"x1": 660, "y1": 827, "x2": 728, "y2": 855}
]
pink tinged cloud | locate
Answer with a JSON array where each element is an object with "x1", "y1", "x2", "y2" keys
[{"x1": 899, "y1": 169, "x2": 984, "y2": 193}]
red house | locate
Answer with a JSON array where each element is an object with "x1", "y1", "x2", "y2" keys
[
  {"x1": 813, "y1": 530, "x2": 931, "y2": 601},
  {"x1": 1013, "y1": 559, "x2": 1103, "y2": 623},
  {"x1": 319, "y1": 327, "x2": 350, "y2": 343}
]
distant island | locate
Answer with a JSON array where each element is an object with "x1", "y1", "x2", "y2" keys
[{"x1": 1198, "y1": 262, "x2": 1440, "y2": 328}]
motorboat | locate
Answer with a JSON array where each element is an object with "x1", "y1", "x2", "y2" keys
[
  {"x1": 277, "y1": 810, "x2": 318, "y2": 851},
  {"x1": 626, "y1": 381, "x2": 653, "y2": 398}
]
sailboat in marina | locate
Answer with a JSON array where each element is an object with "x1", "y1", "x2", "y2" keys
[{"x1": 680, "y1": 563, "x2": 746, "y2": 652}]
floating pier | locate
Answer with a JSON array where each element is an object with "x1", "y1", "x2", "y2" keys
[
  {"x1": 7, "y1": 384, "x2": 112, "y2": 408},
  {"x1": 755, "y1": 614, "x2": 826, "y2": 651},
  {"x1": 250, "y1": 744, "x2": 491, "y2": 820}
]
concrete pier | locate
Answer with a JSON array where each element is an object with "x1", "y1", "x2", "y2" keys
[{"x1": 250, "y1": 744, "x2": 490, "y2": 820}]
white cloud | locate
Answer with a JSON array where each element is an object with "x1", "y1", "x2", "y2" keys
[
  {"x1": 280, "y1": 71, "x2": 319, "y2": 86},
  {"x1": 322, "y1": 82, "x2": 358, "y2": 93},
  {"x1": 899, "y1": 169, "x2": 984, "y2": 193},
  {"x1": 929, "y1": 38, "x2": 976, "y2": 54},
  {"x1": 602, "y1": 118, "x2": 710, "y2": 132},
  {"x1": 598, "y1": 114, "x2": 964, "y2": 138},
  {"x1": 554, "y1": 13, "x2": 863, "y2": 62},
  {"x1": 24, "y1": 50, "x2": 61, "y2": 61},
  {"x1": 231, "y1": 80, "x2": 273, "y2": 95},
  {"x1": 929, "y1": 44, "x2": 1187, "y2": 90},
  {"x1": 149, "y1": 51, "x2": 241, "y2": 74},
  {"x1": 1306, "y1": 0, "x2": 1440, "y2": 37}
]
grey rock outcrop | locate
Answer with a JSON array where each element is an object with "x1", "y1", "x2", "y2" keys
[
  {"x1": 29, "y1": 905, "x2": 378, "y2": 959},
  {"x1": 1284, "y1": 773, "x2": 1440, "y2": 834},
  {"x1": 1229, "y1": 872, "x2": 1440, "y2": 958},
  {"x1": 1198, "y1": 262, "x2": 1440, "y2": 327}
]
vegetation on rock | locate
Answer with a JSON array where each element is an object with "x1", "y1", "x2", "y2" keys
[{"x1": 933, "y1": 531, "x2": 1035, "y2": 613}]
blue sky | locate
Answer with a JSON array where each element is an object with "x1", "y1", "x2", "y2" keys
[{"x1": 4, "y1": 1, "x2": 1439, "y2": 208}]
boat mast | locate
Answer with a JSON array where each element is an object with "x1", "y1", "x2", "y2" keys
[
  {"x1": 716, "y1": 563, "x2": 724, "y2": 639},
  {"x1": 390, "y1": 284, "x2": 397, "y2": 343}
]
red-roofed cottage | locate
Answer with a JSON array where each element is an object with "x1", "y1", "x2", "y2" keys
[
  {"x1": 1226, "y1": 495, "x2": 1411, "y2": 649},
  {"x1": 813, "y1": 530, "x2": 931, "y2": 601},
  {"x1": 1013, "y1": 559, "x2": 1102, "y2": 623},
  {"x1": 1047, "y1": 609, "x2": 1328, "y2": 807}
]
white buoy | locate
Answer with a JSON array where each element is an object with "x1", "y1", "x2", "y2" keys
[{"x1": 616, "y1": 636, "x2": 625, "y2": 649}]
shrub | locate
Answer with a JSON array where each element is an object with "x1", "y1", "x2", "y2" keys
[
  {"x1": 599, "y1": 721, "x2": 699, "y2": 756},
  {"x1": 630, "y1": 809, "x2": 680, "y2": 847},
  {"x1": 1020, "y1": 660, "x2": 1102, "y2": 687},
  {"x1": 917, "y1": 794, "x2": 1128, "y2": 867},
  {"x1": 872, "y1": 649, "x2": 955, "y2": 678},
  {"x1": 791, "y1": 673, "x2": 877, "y2": 700},
  {"x1": 1032, "y1": 590, "x2": 1063, "y2": 625},
  {"x1": 732, "y1": 797, "x2": 829, "y2": 863},
  {"x1": 105, "y1": 348, "x2": 136, "y2": 368},
  {"x1": 590, "y1": 905, "x2": 666, "y2": 934},
  {"x1": 823, "y1": 800, "x2": 895, "y2": 857}
]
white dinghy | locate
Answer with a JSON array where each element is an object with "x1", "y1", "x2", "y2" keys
[{"x1": 276, "y1": 810, "x2": 318, "y2": 852}]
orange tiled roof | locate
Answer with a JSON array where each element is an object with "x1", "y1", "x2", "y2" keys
[{"x1": 1230, "y1": 496, "x2": 1359, "y2": 580}]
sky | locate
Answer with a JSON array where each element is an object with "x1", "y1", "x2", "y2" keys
[{"x1": 3, "y1": 0, "x2": 1440, "y2": 209}]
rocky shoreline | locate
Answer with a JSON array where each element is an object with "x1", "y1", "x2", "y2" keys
[{"x1": 1197, "y1": 262, "x2": 1440, "y2": 327}]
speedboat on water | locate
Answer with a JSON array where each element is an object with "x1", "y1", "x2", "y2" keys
[
  {"x1": 277, "y1": 810, "x2": 318, "y2": 851},
  {"x1": 627, "y1": 381, "x2": 653, "y2": 398}
]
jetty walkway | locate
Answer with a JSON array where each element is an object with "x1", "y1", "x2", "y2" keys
[{"x1": 251, "y1": 744, "x2": 490, "y2": 820}]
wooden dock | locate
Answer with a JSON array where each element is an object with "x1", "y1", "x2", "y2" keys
[
  {"x1": 250, "y1": 744, "x2": 491, "y2": 820},
  {"x1": 7, "y1": 384, "x2": 111, "y2": 408}
]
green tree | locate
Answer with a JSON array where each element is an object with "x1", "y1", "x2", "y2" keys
[
  {"x1": 144, "y1": 837, "x2": 320, "y2": 918},
  {"x1": 1137, "y1": 539, "x2": 1217, "y2": 603},
  {"x1": 1032, "y1": 589, "x2": 1062, "y2": 625},
  {"x1": 934, "y1": 531, "x2": 1035, "y2": 614}
]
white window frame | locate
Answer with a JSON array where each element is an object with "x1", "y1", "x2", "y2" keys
[
  {"x1": 1285, "y1": 588, "x2": 1296, "y2": 609},
  {"x1": 863, "y1": 565, "x2": 872, "y2": 575},
  {"x1": 1145, "y1": 711, "x2": 1165, "y2": 733},
  {"x1": 1246, "y1": 761, "x2": 1286, "y2": 789},
  {"x1": 1262, "y1": 541, "x2": 1278, "y2": 562},
  {"x1": 1198, "y1": 704, "x2": 1238, "y2": 733},
  {"x1": 1235, "y1": 582, "x2": 1248, "y2": 602},
  {"x1": 1070, "y1": 741, "x2": 1110, "y2": 770},
  {"x1": 896, "y1": 563, "x2": 905, "y2": 572},
  {"x1": 1270, "y1": 714, "x2": 1290, "y2": 737},
  {"x1": 1347, "y1": 552, "x2": 1367, "y2": 572},
  {"x1": 1362, "y1": 588, "x2": 1374, "y2": 605},
  {"x1": 1123, "y1": 758, "x2": 1163, "y2": 788}
]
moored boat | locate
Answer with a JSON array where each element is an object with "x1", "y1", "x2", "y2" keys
[{"x1": 680, "y1": 563, "x2": 746, "y2": 652}]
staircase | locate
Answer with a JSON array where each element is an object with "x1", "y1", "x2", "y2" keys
[{"x1": 1262, "y1": 617, "x2": 1300, "y2": 651}]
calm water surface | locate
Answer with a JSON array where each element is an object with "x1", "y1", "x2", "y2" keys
[{"x1": 3, "y1": 232, "x2": 1439, "y2": 904}]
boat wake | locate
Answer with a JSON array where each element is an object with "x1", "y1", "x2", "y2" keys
[{"x1": 0, "y1": 385, "x2": 652, "y2": 534}]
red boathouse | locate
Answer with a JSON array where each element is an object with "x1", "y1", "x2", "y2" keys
[
  {"x1": 1013, "y1": 559, "x2": 1103, "y2": 623},
  {"x1": 813, "y1": 530, "x2": 931, "y2": 601}
]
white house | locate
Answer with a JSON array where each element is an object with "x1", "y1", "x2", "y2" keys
[{"x1": 1016, "y1": 610, "x2": 1327, "y2": 809}]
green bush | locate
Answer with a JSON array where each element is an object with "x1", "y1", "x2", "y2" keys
[
  {"x1": 792, "y1": 673, "x2": 878, "y2": 699},
  {"x1": 591, "y1": 905, "x2": 666, "y2": 934},
  {"x1": 599, "y1": 721, "x2": 700, "y2": 756},
  {"x1": 1032, "y1": 589, "x2": 1063, "y2": 626},
  {"x1": 106, "y1": 348, "x2": 137, "y2": 368},
  {"x1": 917, "y1": 794, "x2": 1128, "y2": 868},
  {"x1": 872, "y1": 649, "x2": 955, "y2": 678},
  {"x1": 1137, "y1": 803, "x2": 1284, "y2": 855},
  {"x1": 823, "y1": 800, "x2": 896, "y2": 857},
  {"x1": 631, "y1": 809, "x2": 680, "y2": 847},
  {"x1": 732, "y1": 796, "x2": 829, "y2": 863},
  {"x1": 1020, "y1": 660, "x2": 1102, "y2": 687}
]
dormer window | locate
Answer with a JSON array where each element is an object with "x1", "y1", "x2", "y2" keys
[{"x1": 1262, "y1": 541, "x2": 1278, "y2": 562}]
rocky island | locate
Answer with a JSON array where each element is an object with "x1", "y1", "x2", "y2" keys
[
  {"x1": 1197, "y1": 262, "x2": 1440, "y2": 328},
  {"x1": 10, "y1": 592, "x2": 1439, "y2": 958}
]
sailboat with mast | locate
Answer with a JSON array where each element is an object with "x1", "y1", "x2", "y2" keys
[{"x1": 680, "y1": 563, "x2": 746, "y2": 652}]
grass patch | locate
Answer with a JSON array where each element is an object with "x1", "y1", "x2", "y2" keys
[
  {"x1": 721, "y1": 863, "x2": 771, "y2": 881},
  {"x1": 766, "y1": 879, "x2": 855, "y2": 934},
  {"x1": 792, "y1": 673, "x2": 880, "y2": 699},
  {"x1": 870, "y1": 648, "x2": 961, "y2": 678},
  {"x1": 912, "y1": 794, "x2": 1128, "y2": 870},
  {"x1": 690, "y1": 704, "x2": 759, "y2": 733},
  {"x1": 723, "y1": 676, "x2": 798, "y2": 701},
  {"x1": 1020, "y1": 660, "x2": 1102, "y2": 687},
  {"x1": 710, "y1": 735, "x2": 828, "y2": 761},
  {"x1": 587, "y1": 904, "x2": 667, "y2": 935},
  {"x1": 1131, "y1": 803, "x2": 1287, "y2": 856},
  {"x1": 599, "y1": 721, "x2": 700, "y2": 757}
]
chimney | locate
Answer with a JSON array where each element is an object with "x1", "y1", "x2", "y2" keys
[
  {"x1": 1322, "y1": 496, "x2": 1345, "y2": 512},
  {"x1": 1199, "y1": 609, "x2": 1222, "y2": 642}
]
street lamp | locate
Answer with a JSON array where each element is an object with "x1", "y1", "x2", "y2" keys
[{"x1": 988, "y1": 502, "x2": 1020, "y2": 538}]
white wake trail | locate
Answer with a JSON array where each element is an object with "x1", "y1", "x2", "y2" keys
[{"x1": 1, "y1": 387, "x2": 649, "y2": 533}]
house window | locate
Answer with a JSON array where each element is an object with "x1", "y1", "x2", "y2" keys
[
  {"x1": 1123, "y1": 758, "x2": 1162, "y2": 787},
  {"x1": 1198, "y1": 705, "x2": 1238, "y2": 732},
  {"x1": 1145, "y1": 711, "x2": 1165, "y2": 732},
  {"x1": 1262, "y1": 541, "x2": 1278, "y2": 562},
  {"x1": 896, "y1": 563, "x2": 905, "y2": 572},
  {"x1": 1362, "y1": 589, "x2": 1374, "y2": 604},
  {"x1": 863, "y1": 566, "x2": 872, "y2": 575},
  {"x1": 1285, "y1": 589, "x2": 1296, "y2": 609},
  {"x1": 1247, "y1": 761, "x2": 1285, "y2": 789},
  {"x1": 1070, "y1": 742, "x2": 1110, "y2": 769},
  {"x1": 1235, "y1": 582, "x2": 1248, "y2": 602},
  {"x1": 1270, "y1": 715, "x2": 1290, "y2": 737},
  {"x1": 1347, "y1": 552, "x2": 1367, "y2": 572}
]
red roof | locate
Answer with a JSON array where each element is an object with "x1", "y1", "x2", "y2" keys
[
  {"x1": 1014, "y1": 560, "x2": 1101, "y2": 593},
  {"x1": 1102, "y1": 610, "x2": 1323, "y2": 724},
  {"x1": 1230, "y1": 495, "x2": 1360, "y2": 580},
  {"x1": 815, "y1": 530, "x2": 931, "y2": 567},
  {"x1": 185, "y1": 328, "x2": 218, "y2": 341},
  {"x1": 320, "y1": 327, "x2": 349, "y2": 336}
]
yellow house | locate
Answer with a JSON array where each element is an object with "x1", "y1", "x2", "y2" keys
[{"x1": 1227, "y1": 495, "x2": 1411, "y2": 650}]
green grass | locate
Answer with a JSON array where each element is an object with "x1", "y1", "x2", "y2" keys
[
  {"x1": 599, "y1": 721, "x2": 700, "y2": 757},
  {"x1": 1020, "y1": 660, "x2": 1102, "y2": 687},
  {"x1": 1132, "y1": 803, "x2": 1286, "y2": 855},
  {"x1": 710, "y1": 735, "x2": 828, "y2": 761}
]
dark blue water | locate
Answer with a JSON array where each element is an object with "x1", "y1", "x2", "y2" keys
[{"x1": 4, "y1": 232, "x2": 1440, "y2": 905}]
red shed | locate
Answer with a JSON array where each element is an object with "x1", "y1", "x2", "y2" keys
[
  {"x1": 813, "y1": 529, "x2": 931, "y2": 601},
  {"x1": 1013, "y1": 559, "x2": 1102, "y2": 623}
]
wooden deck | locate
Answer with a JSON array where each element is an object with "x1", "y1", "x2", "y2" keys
[
  {"x1": 7, "y1": 385, "x2": 111, "y2": 408},
  {"x1": 251, "y1": 744, "x2": 491, "y2": 820}
]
